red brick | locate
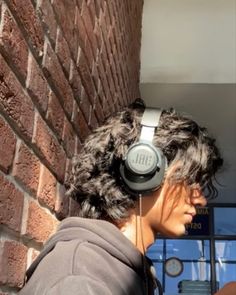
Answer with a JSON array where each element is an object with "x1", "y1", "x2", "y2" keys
[
  {"x1": 76, "y1": 9, "x2": 87, "y2": 52},
  {"x1": 42, "y1": 41, "x2": 74, "y2": 118},
  {"x1": 76, "y1": 0, "x2": 83, "y2": 11},
  {"x1": 72, "y1": 107, "x2": 91, "y2": 142},
  {"x1": 89, "y1": 107, "x2": 98, "y2": 129},
  {"x1": 69, "y1": 61, "x2": 83, "y2": 103},
  {"x1": 91, "y1": 57, "x2": 100, "y2": 91},
  {"x1": 12, "y1": 141, "x2": 40, "y2": 197},
  {"x1": 93, "y1": 94, "x2": 104, "y2": 124},
  {"x1": 55, "y1": 184, "x2": 69, "y2": 220},
  {"x1": 110, "y1": 58, "x2": 119, "y2": 92},
  {"x1": 104, "y1": 1, "x2": 112, "y2": 27},
  {"x1": 6, "y1": 0, "x2": 44, "y2": 57},
  {"x1": 96, "y1": 53, "x2": 111, "y2": 104},
  {"x1": 62, "y1": 118, "x2": 76, "y2": 158},
  {"x1": 0, "y1": 8, "x2": 28, "y2": 81},
  {"x1": 32, "y1": 113, "x2": 66, "y2": 183},
  {"x1": 83, "y1": 37, "x2": 94, "y2": 71},
  {"x1": 99, "y1": 10, "x2": 108, "y2": 44},
  {"x1": 106, "y1": 64, "x2": 116, "y2": 98},
  {"x1": 0, "y1": 116, "x2": 16, "y2": 173},
  {"x1": 37, "y1": 165, "x2": 57, "y2": 211},
  {"x1": 81, "y1": 1, "x2": 97, "y2": 58},
  {"x1": 52, "y1": 0, "x2": 78, "y2": 61},
  {"x1": 0, "y1": 56, "x2": 34, "y2": 142},
  {"x1": 25, "y1": 201, "x2": 56, "y2": 243},
  {"x1": 0, "y1": 240, "x2": 27, "y2": 288},
  {"x1": 94, "y1": 19, "x2": 102, "y2": 51},
  {"x1": 80, "y1": 87, "x2": 92, "y2": 122},
  {"x1": 75, "y1": 136, "x2": 83, "y2": 155},
  {"x1": 64, "y1": 158, "x2": 72, "y2": 184},
  {"x1": 104, "y1": 30, "x2": 112, "y2": 65},
  {"x1": 105, "y1": 1, "x2": 113, "y2": 27},
  {"x1": 94, "y1": 0, "x2": 104, "y2": 12},
  {"x1": 77, "y1": 48, "x2": 96, "y2": 102},
  {"x1": 87, "y1": 0, "x2": 97, "y2": 26},
  {"x1": 46, "y1": 90, "x2": 65, "y2": 141},
  {"x1": 97, "y1": 82, "x2": 110, "y2": 118},
  {"x1": 26, "y1": 53, "x2": 48, "y2": 114},
  {"x1": 100, "y1": 43, "x2": 109, "y2": 74},
  {"x1": 38, "y1": 0, "x2": 57, "y2": 47},
  {"x1": 0, "y1": 174, "x2": 24, "y2": 233},
  {"x1": 55, "y1": 29, "x2": 71, "y2": 78}
]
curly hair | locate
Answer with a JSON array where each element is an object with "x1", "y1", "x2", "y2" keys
[{"x1": 66, "y1": 103, "x2": 223, "y2": 222}]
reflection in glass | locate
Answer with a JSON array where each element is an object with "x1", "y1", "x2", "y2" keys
[
  {"x1": 215, "y1": 240, "x2": 236, "y2": 288},
  {"x1": 147, "y1": 239, "x2": 211, "y2": 294},
  {"x1": 214, "y1": 208, "x2": 236, "y2": 235},
  {"x1": 165, "y1": 239, "x2": 210, "y2": 260}
]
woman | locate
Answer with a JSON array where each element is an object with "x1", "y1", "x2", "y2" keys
[{"x1": 19, "y1": 101, "x2": 223, "y2": 295}]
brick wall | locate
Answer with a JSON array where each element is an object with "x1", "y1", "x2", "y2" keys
[{"x1": 0, "y1": 0, "x2": 144, "y2": 293}]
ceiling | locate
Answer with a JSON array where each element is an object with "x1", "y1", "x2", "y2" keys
[{"x1": 140, "y1": 0, "x2": 236, "y2": 203}]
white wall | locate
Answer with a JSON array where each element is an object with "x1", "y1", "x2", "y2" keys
[
  {"x1": 140, "y1": 83, "x2": 236, "y2": 203},
  {"x1": 141, "y1": 0, "x2": 236, "y2": 83}
]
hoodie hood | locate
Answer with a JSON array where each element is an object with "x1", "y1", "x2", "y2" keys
[{"x1": 26, "y1": 217, "x2": 145, "y2": 281}]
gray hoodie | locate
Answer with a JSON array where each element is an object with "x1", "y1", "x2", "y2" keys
[{"x1": 18, "y1": 217, "x2": 157, "y2": 295}]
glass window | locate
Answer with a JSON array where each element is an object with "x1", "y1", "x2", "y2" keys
[
  {"x1": 147, "y1": 239, "x2": 211, "y2": 295},
  {"x1": 147, "y1": 239, "x2": 163, "y2": 261},
  {"x1": 215, "y1": 240, "x2": 236, "y2": 288},
  {"x1": 215, "y1": 240, "x2": 236, "y2": 260},
  {"x1": 165, "y1": 262, "x2": 211, "y2": 295},
  {"x1": 166, "y1": 240, "x2": 210, "y2": 260},
  {"x1": 214, "y1": 208, "x2": 236, "y2": 235}
]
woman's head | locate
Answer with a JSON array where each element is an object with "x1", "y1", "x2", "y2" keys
[{"x1": 66, "y1": 103, "x2": 223, "y2": 224}]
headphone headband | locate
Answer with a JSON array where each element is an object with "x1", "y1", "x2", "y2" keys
[
  {"x1": 140, "y1": 109, "x2": 162, "y2": 143},
  {"x1": 141, "y1": 108, "x2": 162, "y2": 127}
]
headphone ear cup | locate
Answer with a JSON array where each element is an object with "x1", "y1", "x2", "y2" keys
[
  {"x1": 119, "y1": 107, "x2": 166, "y2": 195},
  {"x1": 119, "y1": 144, "x2": 167, "y2": 195}
]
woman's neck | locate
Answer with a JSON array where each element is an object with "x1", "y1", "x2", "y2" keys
[{"x1": 119, "y1": 214, "x2": 155, "y2": 254}]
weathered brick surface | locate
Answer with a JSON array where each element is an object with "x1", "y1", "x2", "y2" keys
[
  {"x1": 0, "y1": 174, "x2": 24, "y2": 233},
  {"x1": 46, "y1": 90, "x2": 65, "y2": 141},
  {"x1": 52, "y1": 0, "x2": 78, "y2": 60},
  {"x1": 69, "y1": 61, "x2": 83, "y2": 103},
  {"x1": 0, "y1": 56, "x2": 34, "y2": 142},
  {"x1": 0, "y1": 0, "x2": 143, "y2": 292},
  {"x1": 55, "y1": 29, "x2": 71, "y2": 78},
  {"x1": 62, "y1": 118, "x2": 76, "y2": 158},
  {"x1": 25, "y1": 201, "x2": 56, "y2": 244},
  {"x1": 55, "y1": 184, "x2": 69, "y2": 220},
  {"x1": 43, "y1": 41, "x2": 74, "y2": 118},
  {"x1": 0, "y1": 8, "x2": 28, "y2": 82},
  {"x1": 72, "y1": 107, "x2": 91, "y2": 142},
  {"x1": 77, "y1": 48, "x2": 96, "y2": 103},
  {"x1": 5, "y1": 0, "x2": 44, "y2": 58},
  {"x1": 37, "y1": 165, "x2": 57, "y2": 211},
  {"x1": 33, "y1": 113, "x2": 66, "y2": 183},
  {"x1": 0, "y1": 116, "x2": 16, "y2": 173},
  {"x1": 26, "y1": 53, "x2": 48, "y2": 114},
  {"x1": 37, "y1": 0, "x2": 57, "y2": 47},
  {"x1": 12, "y1": 141, "x2": 40, "y2": 197},
  {"x1": 0, "y1": 240, "x2": 27, "y2": 288}
]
